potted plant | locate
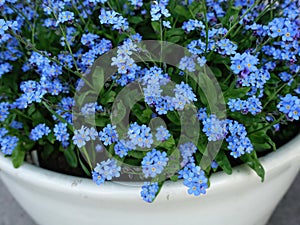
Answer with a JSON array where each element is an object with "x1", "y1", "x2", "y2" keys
[{"x1": 0, "y1": 0, "x2": 299, "y2": 225}]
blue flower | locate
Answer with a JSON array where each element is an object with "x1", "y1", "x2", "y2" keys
[
  {"x1": 81, "y1": 33, "x2": 100, "y2": 47},
  {"x1": 277, "y1": 94, "x2": 300, "y2": 121},
  {"x1": 99, "y1": 124, "x2": 118, "y2": 146},
  {"x1": 140, "y1": 182, "x2": 159, "y2": 203},
  {"x1": 0, "y1": 102, "x2": 10, "y2": 122},
  {"x1": 129, "y1": 0, "x2": 143, "y2": 8},
  {"x1": 162, "y1": 21, "x2": 171, "y2": 28},
  {"x1": 0, "y1": 128, "x2": 8, "y2": 138},
  {"x1": 230, "y1": 52, "x2": 259, "y2": 75},
  {"x1": 178, "y1": 163, "x2": 208, "y2": 196},
  {"x1": 128, "y1": 122, "x2": 153, "y2": 148},
  {"x1": 0, "y1": 135, "x2": 19, "y2": 155},
  {"x1": 150, "y1": 2, "x2": 170, "y2": 21},
  {"x1": 72, "y1": 126, "x2": 91, "y2": 148},
  {"x1": 226, "y1": 120, "x2": 253, "y2": 158},
  {"x1": 10, "y1": 121, "x2": 23, "y2": 129},
  {"x1": 114, "y1": 139, "x2": 133, "y2": 158},
  {"x1": 99, "y1": 9, "x2": 129, "y2": 31},
  {"x1": 179, "y1": 56, "x2": 196, "y2": 72},
  {"x1": 141, "y1": 149, "x2": 169, "y2": 178},
  {"x1": 54, "y1": 122, "x2": 69, "y2": 146},
  {"x1": 182, "y1": 19, "x2": 205, "y2": 32},
  {"x1": 155, "y1": 126, "x2": 171, "y2": 142},
  {"x1": 57, "y1": 11, "x2": 74, "y2": 25},
  {"x1": 0, "y1": 19, "x2": 8, "y2": 35},
  {"x1": 29, "y1": 124, "x2": 51, "y2": 141},
  {"x1": 201, "y1": 114, "x2": 228, "y2": 141},
  {"x1": 211, "y1": 160, "x2": 218, "y2": 169},
  {"x1": 92, "y1": 158, "x2": 121, "y2": 184},
  {"x1": 179, "y1": 142, "x2": 197, "y2": 165}
]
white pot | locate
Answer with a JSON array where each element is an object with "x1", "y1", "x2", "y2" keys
[{"x1": 0, "y1": 135, "x2": 299, "y2": 225}]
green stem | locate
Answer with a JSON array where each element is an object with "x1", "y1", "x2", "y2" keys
[
  {"x1": 12, "y1": 109, "x2": 33, "y2": 121},
  {"x1": 42, "y1": 101, "x2": 74, "y2": 132},
  {"x1": 248, "y1": 114, "x2": 285, "y2": 135},
  {"x1": 224, "y1": 0, "x2": 261, "y2": 38}
]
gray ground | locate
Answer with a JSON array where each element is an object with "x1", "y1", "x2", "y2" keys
[{"x1": 0, "y1": 173, "x2": 299, "y2": 225}]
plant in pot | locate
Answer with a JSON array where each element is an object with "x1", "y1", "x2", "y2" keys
[{"x1": 0, "y1": 0, "x2": 299, "y2": 225}]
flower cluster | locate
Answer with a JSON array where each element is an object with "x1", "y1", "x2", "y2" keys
[
  {"x1": 228, "y1": 96, "x2": 263, "y2": 115},
  {"x1": 0, "y1": 0, "x2": 299, "y2": 204},
  {"x1": 141, "y1": 148, "x2": 169, "y2": 178},
  {"x1": 178, "y1": 163, "x2": 208, "y2": 196},
  {"x1": 92, "y1": 158, "x2": 121, "y2": 185},
  {"x1": 277, "y1": 94, "x2": 300, "y2": 121},
  {"x1": 140, "y1": 182, "x2": 159, "y2": 203}
]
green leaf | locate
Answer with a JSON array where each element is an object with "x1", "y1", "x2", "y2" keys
[
  {"x1": 151, "y1": 22, "x2": 160, "y2": 33},
  {"x1": 241, "y1": 151, "x2": 265, "y2": 181},
  {"x1": 128, "y1": 16, "x2": 144, "y2": 24},
  {"x1": 32, "y1": 110, "x2": 45, "y2": 124},
  {"x1": 174, "y1": 5, "x2": 190, "y2": 20},
  {"x1": 64, "y1": 147, "x2": 78, "y2": 168},
  {"x1": 167, "y1": 111, "x2": 180, "y2": 125},
  {"x1": 11, "y1": 144, "x2": 26, "y2": 168},
  {"x1": 92, "y1": 66, "x2": 105, "y2": 93},
  {"x1": 224, "y1": 87, "x2": 251, "y2": 100},
  {"x1": 41, "y1": 144, "x2": 55, "y2": 160},
  {"x1": 142, "y1": 108, "x2": 153, "y2": 121},
  {"x1": 215, "y1": 151, "x2": 232, "y2": 175},
  {"x1": 210, "y1": 67, "x2": 222, "y2": 77},
  {"x1": 127, "y1": 150, "x2": 146, "y2": 159},
  {"x1": 27, "y1": 105, "x2": 36, "y2": 116},
  {"x1": 166, "y1": 28, "x2": 184, "y2": 37},
  {"x1": 46, "y1": 133, "x2": 56, "y2": 144},
  {"x1": 168, "y1": 36, "x2": 181, "y2": 43},
  {"x1": 77, "y1": 150, "x2": 91, "y2": 176},
  {"x1": 76, "y1": 90, "x2": 97, "y2": 106},
  {"x1": 170, "y1": 175, "x2": 179, "y2": 182},
  {"x1": 95, "y1": 116, "x2": 110, "y2": 127},
  {"x1": 249, "y1": 130, "x2": 276, "y2": 151},
  {"x1": 158, "y1": 136, "x2": 175, "y2": 150},
  {"x1": 100, "y1": 91, "x2": 116, "y2": 105}
]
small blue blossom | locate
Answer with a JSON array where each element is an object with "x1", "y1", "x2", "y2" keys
[
  {"x1": 29, "y1": 124, "x2": 51, "y2": 141},
  {"x1": 211, "y1": 160, "x2": 218, "y2": 169},
  {"x1": 92, "y1": 158, "x2": 121, "y2": 185},
  {"x1": 230, "y1": 52, "x2": 259, "y2": 75},
  {"x1": 141, "y1": 149, "x2": 169, "y2": 178},
  {"x1": 99, "y1": 124, "x2": 118, "y2": 146},
  {"x1": 128, "y1": 122, "x2": 153, "y2": 148},
  {"x1": 114, "y1": 139, "x2": 133, "y2": 158},
  {"x1": 201, "y1": 115, "x2": 228, "y2": 141},
  {"x1": 162, "y1": 21, "x2": 171, "y2": 28},
  {"x1": 0, "y1": 135, "x2": 19, "y2": 155},
  {"x1": 226, "y1": 120, "x2": 254, "y2": 158},
  {"x1": 277, "y1": 94, "x2": 300, "y2": 121},
  {"x1": 57, "y1": 11, "x2": 74, "y2": 25},
  {"x1": 150, "y1": 2, "x2": 170, "y2": 21},
  {"x1": 54, "y1": 122, "x2": 69, "y2": 147},
  {"x1": 155, "y1": 126, "x2": 171, "y2": 142},
  {"x1": 10, "y1": 121, "x2": 23, "y2": 129},
  {"x1": 140, "y1": 182, "x2": 159, "y2": 203},
  {"x1": 0, "y1": 102, "x2": 10, "y2": 122},
  {"x1": 182, "y1": 19, "x2": 205, "y2": 32},
  {"x1": 0, "y1": 128, "x2": 8, "y2": 138},
  {"x1": 179, "y1": 142, "x2": 197, "y2": 165},
  {"x1": 0, "y1": 19, "x2": 8, "y2": 35},
  {"x1": 72, "y1": 126, "x2": 91, "y2": 148},
  {"x1": 178, "y1": 163, "x2": 208, "y2": 196}
]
